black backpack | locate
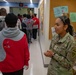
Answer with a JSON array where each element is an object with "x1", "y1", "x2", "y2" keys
[{"x1": 21, "y1": 22, "x2": 27, "y2": 30}]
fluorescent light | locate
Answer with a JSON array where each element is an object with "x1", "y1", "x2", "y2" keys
[
  {"x1": 3, "y1": 0, "x2": 8, "y2": 2},
  {"x1": 30, "y1": 0, "x2": 33, "y2": 4}
]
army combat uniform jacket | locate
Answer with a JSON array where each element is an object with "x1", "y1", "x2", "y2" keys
[{"x1": 47, "y1": 33, "x2": 76, "y2": 75}]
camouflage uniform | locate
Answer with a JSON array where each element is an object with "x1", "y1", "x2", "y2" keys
[{"x1": 47, "y1": 33, "x2": 76, "y2": 75}]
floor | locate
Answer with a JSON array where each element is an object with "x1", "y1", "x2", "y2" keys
[
  {"x1": 0, "y1": 39, "x2": 47, "y2": 75},
  {"x1": 24, "y1": 40, "x2": 47, "y2": 75}
]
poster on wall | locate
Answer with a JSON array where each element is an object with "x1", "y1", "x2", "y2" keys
[
  {"x1": 60, "y1": 6, "x2": 68, "y2": 13},
  {"x1": 53, "y1": 6, "x2": 68, "y2": 17},
  {"x1": 70, "y1": 12, "x2": 76, "y2": 22},
  {"x1": 53, "y1": 7, "x2": 61, "y2": 17}
]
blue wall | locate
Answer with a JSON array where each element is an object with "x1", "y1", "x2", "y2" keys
[{"x1": 0, "y1": 2, "x2": 38, "y2": 8}]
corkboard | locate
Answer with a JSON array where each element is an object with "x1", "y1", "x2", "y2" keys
[{"x1": 49, "y1": 0, "x2": 76, "y2": 39}]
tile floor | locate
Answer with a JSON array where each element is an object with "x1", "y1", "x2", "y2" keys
[{"x1": 24, "y1": 40, "x2": 47, "y2": 75}]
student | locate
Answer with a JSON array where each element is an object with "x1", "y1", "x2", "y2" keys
[
  {"x1": 22, "y1": 14, "x2": 27, "y2": 34},
  {"x1": 25, "y1": 14, "x2": 33, "y2": 43},
  {"x1": 17, "y1": 14, "x2": 22, "y2": 23},
  {"x1": 0, "y1": 8, "x2": 7, "y2": 31},
  {"x1": 32, "y1": 13, "x2": 40, "y2": 40},
  {"x1": 16, "y1": 18, "x2": 22, "y2": 30},
  {"x1": 0, "y1": 13, "x2": 30, "y2": 75},
  {"x1": 44, "y1": 16, "x2": 76, "y2": 75}
]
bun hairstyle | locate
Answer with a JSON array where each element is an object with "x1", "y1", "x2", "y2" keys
[{"x1": 58, "y1": 16, "x2": 73, "y2": 36}]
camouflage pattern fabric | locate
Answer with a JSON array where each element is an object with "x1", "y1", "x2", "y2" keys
[{"x1": 47, "y1": 33, "x2": 76, "y2": 75}]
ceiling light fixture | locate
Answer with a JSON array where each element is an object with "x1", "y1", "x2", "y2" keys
[
  {"x1": 3, "y1": 0, "x2": 8, "y2": 2},
  {"x1": 30, "y1": 0, "x2": 33, "y2": 4}
]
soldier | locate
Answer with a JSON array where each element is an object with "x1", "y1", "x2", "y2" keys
[
  {"x1": 72, "y1": 27, "x2": 76, "y2": 75},
  {"x1": 44, "y1": 16, "x2": 75, "y2": 75}
]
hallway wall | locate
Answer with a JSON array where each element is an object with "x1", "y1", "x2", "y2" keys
[
  {"x1": 39, "y1": 0, "x2": 51, "y2": 67},
  {"x1": 34, "y1": 8, "x2": 38, "y2": 18},
  {"x1": 10, "y1": 7, "x2": 28, "y2": 16},
  {"x1": 0, "y1": 6, "x2": 38, "y2": 16}
]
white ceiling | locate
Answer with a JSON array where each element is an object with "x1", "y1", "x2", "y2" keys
[{"x1": 0, "y1": 0, "x2": 39, "y2": 3}]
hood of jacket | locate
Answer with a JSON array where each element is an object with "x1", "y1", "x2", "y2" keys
[{"x1": 1, "y1": 27, "x2": 20, "y2": 38}]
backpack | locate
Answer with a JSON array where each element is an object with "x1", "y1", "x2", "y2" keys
[{"x1": 21, "y1": 22, "x2": 27, "y2": 30}]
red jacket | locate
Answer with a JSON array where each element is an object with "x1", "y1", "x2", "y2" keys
[
  {"x1": 32, "y1": 17, "x2": 40, "y2": 29},
  {"x1": 0, "y1": 34, "x2": 29, "y2": 72}
]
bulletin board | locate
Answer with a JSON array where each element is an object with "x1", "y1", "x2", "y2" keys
[
  {"x1": 49, "y1": 0, "x2": 76, "y2": 39},
  {"x1": 39, "y1": 0, "x2": 44, "y2": 34}
]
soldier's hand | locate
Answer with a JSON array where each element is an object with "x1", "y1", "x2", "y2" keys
[{"x1": 44, "y1": 50, "x2": 54, "y2": 57}]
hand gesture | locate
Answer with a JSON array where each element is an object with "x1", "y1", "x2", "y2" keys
[{"x1": 44, "y1": 50, "x2": 54, "y2": 57}]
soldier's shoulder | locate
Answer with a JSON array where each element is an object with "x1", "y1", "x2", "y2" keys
[{"x1": 67, "y1": 34, "x2": 74, "y2": 42}]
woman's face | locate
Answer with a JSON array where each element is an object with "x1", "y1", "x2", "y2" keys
[{"x1": 54, "y1": 18, "x2": 67, "y2": 35}]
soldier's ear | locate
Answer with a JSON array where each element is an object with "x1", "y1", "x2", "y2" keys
[{"x1": 64, "y1": 24, "x2": 68, "y2": 31}]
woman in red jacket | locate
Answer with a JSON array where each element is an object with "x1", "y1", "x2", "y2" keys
[{"x1": 0, "y1": 13, "x2": 30, "y2": 75}]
